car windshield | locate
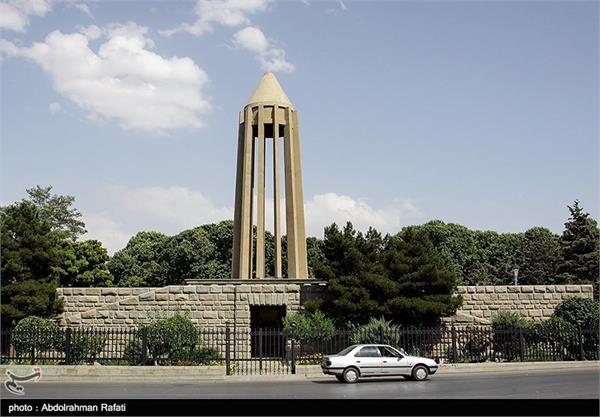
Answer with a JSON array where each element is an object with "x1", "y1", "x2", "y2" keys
[{"x1": 336, "y1": 345, "x2": 358, "y2": 356}]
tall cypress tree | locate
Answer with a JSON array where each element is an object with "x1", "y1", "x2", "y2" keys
[
  {"x1": 1, "y1": 202, "x2": 64, "y2": 327},
  {"x1": 556, "y1": 200, "x2": 599, "y2": 289}
]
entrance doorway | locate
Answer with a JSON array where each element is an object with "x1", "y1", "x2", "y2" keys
[{"x1": 250, "y1": 305, "x2": 286, "y2": 357}]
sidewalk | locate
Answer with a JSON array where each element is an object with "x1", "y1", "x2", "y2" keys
[{"x1": 1, "y1": 361, "x2": 597, "y2": 383}]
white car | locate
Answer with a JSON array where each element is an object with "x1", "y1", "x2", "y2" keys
[{"x1": 321, "y1": 344, "x2": 438, "y2": 383}]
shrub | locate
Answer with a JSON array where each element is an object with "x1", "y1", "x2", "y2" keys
[
  {"x1": 144, "y1": 315, "x2": 196, "y2": 361},
  {"x1": 169, "y1": 346, "x2": 221, "y2": 365},
  {"x1": 491, "y1": 312, "x2": 529, "y2": 362},
  {"x1": 11, "y1": 316, "x2": 63, "y2": 357},
  {"x1": 348, "y1": 317, "x2": 401, "y2": 347},
  {"x1": 68, "y1": 331, "x2": 106, "y2": 364},
  {"x1": 552, "y1": 297, "x2": 600, "y2": 327},
  {"x1": 123, "y1": 336, "x2": 145, "y2": 366},
  {"x1": 491, "y1": 311, "x2": 530, "y2": 329},
  {"x1": 283, "y1": 311, "x2": 335, "y2": 343},
  {"x1": 527, "y1": 317, "x2": 579, "y2": 360}
]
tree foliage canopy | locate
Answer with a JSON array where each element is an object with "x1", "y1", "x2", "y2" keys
[
  {"x1": 310, "y1": 223, "x2": 462, "y2": 326},
  {"x1": 556, "y1": 200, "x2": 599, "y2": 287}
]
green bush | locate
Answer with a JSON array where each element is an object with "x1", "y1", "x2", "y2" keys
[
  {"x1": 144, "y1": 315, "x2": 196, "y2": 361},
  {"x1": 348, "y1": 317, "x2": 401, "y2": 347},
  {"x1": 123, "y1": 337, "x2": 145, "y2": 366},
  {"x1": 11, "y1": 316, "x2": 64, "y2": 357},
  {"x1": 491, "y1": 311, "x2": 530, "y2": 329},
  {"x1": 171, "y1": 347, "x2": 221, "y2": 365},
  {"x1": 527, "y1": 317, "x2": 579, "y2": 361},
  {"x1": 552, "y1": 297, "x2": 600, "y2": 327},
  {"x1": 283, "y1": 311, "x2": 335, "y2": 343},
  {"x1": 69, "y1": 331, "x2": 106, "y2": 364},
  {"x1": 491, "y1": 312, "x2": 529, "y2": 362}
]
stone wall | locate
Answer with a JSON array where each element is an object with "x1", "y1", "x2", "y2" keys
[
  {"x1": 57, "y1": 280, "x2": 327, "y2": 328},
  {"x1": 450, "y1": 284, "x2": 594, "y2": 324},
  {"x1": 57, "y1": 283, "x2": 593, "y2": 328}
]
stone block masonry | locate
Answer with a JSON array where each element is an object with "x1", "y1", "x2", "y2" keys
[
  {"x1": 57, "y1": 280, "x2": 327, "y2": 328},
  {"x1": 57, "y1": 283, "x2": 593, "y2": 328},
  {"x1": 450, "y1": 284, "x2": 594, "y2": 324}
]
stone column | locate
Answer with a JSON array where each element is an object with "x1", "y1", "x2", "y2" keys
[
  {"x1": 256, "y1": 105, "x2": 266, "y2": 278},
  {"x1": 284, "y1": 107, "x2": 308, "y2": 278},
  {"x1": 273, "y1": 105, "x2": 282, "y2": 278}
]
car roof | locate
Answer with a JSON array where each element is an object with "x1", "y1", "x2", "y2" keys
[{"x1": 354, "y1": 344, "x2": 395, "y2": 347}]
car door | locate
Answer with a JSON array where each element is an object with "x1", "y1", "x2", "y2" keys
[
  {"x1": 353, "y1": 346, "x2": 384, "y2": 375},
  {"x1": 378, "y1": 346, "x2": 412, "y2": 376}
]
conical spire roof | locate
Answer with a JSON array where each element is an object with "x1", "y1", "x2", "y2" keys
[{"x1": 246, "y1": 72, "x2": 293, "y2": 108}]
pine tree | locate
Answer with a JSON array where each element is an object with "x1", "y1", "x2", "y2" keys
[{"x1": 556, "y1": 200, "x2": 599, "y2": 288}]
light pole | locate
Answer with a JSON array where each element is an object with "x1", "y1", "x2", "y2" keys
[{"x1": 513, "y1": 268, "x2": 519, "y2": 285}]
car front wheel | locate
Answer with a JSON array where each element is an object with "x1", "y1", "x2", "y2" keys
[
  {"x1": 342, "y1": 367, "x2": 360, "y2": 383},
  {"x1": 412, "y1": 365, "x2": 429, "y2": 381}
]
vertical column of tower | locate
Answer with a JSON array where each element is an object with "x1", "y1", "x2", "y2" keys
[
  {"x1": 256, "y1": 105, "x2": 266, "y2": 278},
  {"x1": 248, "y1": 107, "x2": 255, "y2": 278},
  {"x1": 291, "y1": 110, "x2": 308, "y2": 277},
  {"x1": 232, "y1": 106, "x2": 255, "y2": 278},
  {"x1": 273, "y1": 105, "x2": 282, "y2": 278},
  {"x1": 231, "y1": 122, "x2": 245, "y2": 278},
  {"x1": 283, "y1": 107, "x2": 297, "y2": 277}
]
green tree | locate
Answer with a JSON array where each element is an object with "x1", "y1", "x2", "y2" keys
[
  {"x1": 25, "y1": 185, "x2": 86, "y2": 241},
  {"x1": 108, "y1": 231, "x2": 169, "y2": 287},
  {"x1": 306, "y1": 236, "x2": 326, "y2": 278},
  {"x1": 160, "y1": 227, "x2": 225, "y2": 283},
  {"x1": 516, "y1": 227, "x2": 560, "y2": 284},
  {"x1": 556, "y1": 200, "x2": 599, "y2": 287},
  {"x1": 59, "y1": 240, "x2": 114, "y2": 287},
  {"x1": 314, "y1": 223, "x2": 461, "y2": 326},
  {"x1": 1, "y1": 202, "x2": 64, "y2": 326}
]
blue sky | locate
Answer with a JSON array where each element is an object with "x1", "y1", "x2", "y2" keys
[{"x1": 1, "y1": 0, "x2": 598, "y2": 253}]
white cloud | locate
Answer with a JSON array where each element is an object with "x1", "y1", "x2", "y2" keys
[
  {"x1": 49, "y1": 102, "x2": 61, "y2": 113},
  {"x1": 0, "y1": 23, "x2": 212, "y2": 132},
  {"x1": 123, "y1": 186, "x2": 232, "y2": 232},
  {"x1": 83, "y1": 212, "x2": 131, "y2": 254},
  {"x1": 160, "y1": 0, "x2": 271, "y2": 36},
  {"x1": 232, "y1": 26, "x2": 294, "y2": 73},
  {"x1": 82, "y1": 187, "x2": 421, "y2": 253},
  {"x1": 72, "y1": 2, "x2": 93, "y2": 19},
  {"x1": 77, "y1": 24, "x2": 102, "y2": 40},
  {"x1": 304, "y1": 193, "x2": 422, "y2": 237},
  {"x1": 232, "y1": 26, "x2": 269, "y2": 53},
  {"x1": 0, "y1": 0, "x2": 52, "y2": 32}
]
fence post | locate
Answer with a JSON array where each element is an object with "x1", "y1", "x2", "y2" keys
[
  {"x1": 290, "y1": 324, "x2": 296, "y2": 375},
  {"x1": 577, "y1": 325, "x2": 584, "y2": 361},
  {"x1": 451, "y1": 326, "x2": 457, "y2": 363},
  {"x1": 258, "y1": 328, "x2": 263, "y2": 374},
  {"x1": 141, "y1": 327, "x2": 148, "y2": 365},
  {"x1": 64, "y1": 328, "x2": 72, "y2": 365},
  {"x1": 225, "y1": 323, "x2": 231, "y2": 376},
  {"x1": 518, "y1": 326, "x2": 525, "y2": 362}
]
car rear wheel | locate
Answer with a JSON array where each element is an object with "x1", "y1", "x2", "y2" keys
[
  {"x1": 412, "y1": 365, "x2": 429, "y2": 381},
  {"x1": 335, "y1": 375, "x2": 345, "y2": 383},
  {"x1": 342, "y1": 367, "x2": 360, "y2": 383}
]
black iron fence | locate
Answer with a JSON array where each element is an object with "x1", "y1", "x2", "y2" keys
[{"x1": 1, "y1": 325, "x2": 598, "y2": 374}]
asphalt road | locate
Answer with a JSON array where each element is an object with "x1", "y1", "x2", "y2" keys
[{"x1": 9, "y1": 368, "x2": 599, "y2": 399}]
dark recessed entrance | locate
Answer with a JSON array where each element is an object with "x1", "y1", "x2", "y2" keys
[{"x1": 250, "y1": 305, "x2": 286, "y2": 358}]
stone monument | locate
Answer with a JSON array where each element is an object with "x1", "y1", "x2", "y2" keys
[{"x1": 232, "y1": 72, "x2": 309, "y2": 279}]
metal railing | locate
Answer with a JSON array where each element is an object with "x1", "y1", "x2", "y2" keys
[{"x1": 1, "y1": 324, "x2": 598, "y2": 373}]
